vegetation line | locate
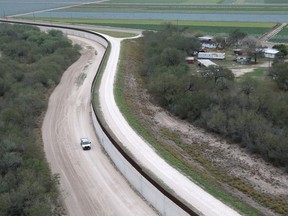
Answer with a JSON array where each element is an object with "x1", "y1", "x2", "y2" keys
[{"x1": 0, "y1": 23, "x2": 80, "y2": 215}]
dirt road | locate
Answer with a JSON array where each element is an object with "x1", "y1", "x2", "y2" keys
[{"x1": 42, "y1": 36, "x2": 157, "y2": 216}]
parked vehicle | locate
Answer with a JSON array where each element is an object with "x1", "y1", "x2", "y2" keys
[
  {"x1": 235, "y1": 56, "x2": 251, "y2": 64},
  {"x1": 80, "y1": 138, "x2": 91, "y2": 150}
]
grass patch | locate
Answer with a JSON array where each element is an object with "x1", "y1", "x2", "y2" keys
[
  {"x1": 90, "y1": 29, "x2": 137, "y2": 38},
  {"x1": 240, "y1": 68, "x2": 268, "y2": 79}
]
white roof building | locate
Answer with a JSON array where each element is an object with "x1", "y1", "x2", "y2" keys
[
  {"x1": 264, "y1": 48, "x2": 279, "y2": 59},
  {"x1": 197, "y1": 59, "x2": 217, "y2": 67}
]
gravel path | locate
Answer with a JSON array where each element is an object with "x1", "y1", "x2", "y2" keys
[{"x1": 42, "y1": 35, "x2": 157, "y2": 216}]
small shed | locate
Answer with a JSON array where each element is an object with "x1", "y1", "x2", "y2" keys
[
  {"x1": 185, "y1": 56, "x2": 195, "y2": 64},
  {"x1": 264, "y1": 48, "x2": 279, "y2": 59}
]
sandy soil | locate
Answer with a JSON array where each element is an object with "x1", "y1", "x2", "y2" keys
[
  {"x1": 154, "y1": 110, "x2": 288, "y2": 196},
  {"x1": 42, "y1": 35, "x2": 157, "y2": 216},
  {"x1": 231, "y1": 61, "x2": 270, "y2": 77}
]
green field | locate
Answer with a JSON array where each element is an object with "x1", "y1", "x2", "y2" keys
[
  {"x1": 65, "y1": 4, "x2": 288, "y2": 14},
  {"x1": 36, "y1": 17, "x2": 273, "y2": 37},
  {"x1": 105, "y1": 0, "x2": 288, "y2": 3},
  {"x1": 246, "y1": 0, "x2": 288, "y2": 3},
  {"x1": 270, "y1": 26, "x2": 288, "y2": 43},
  {"x1": 61, "y1": 0, "x2": 288, "y2": 42},
  {"x1": 107, "y1": 0, "x2": 222, "y2": 3},
  {"x1": 36, "y1": 0, "x2": 288, "y2": 42}
]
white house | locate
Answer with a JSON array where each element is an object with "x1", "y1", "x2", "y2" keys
[
  {"x1": 198, "y1": 52, "x2": 225, "y2": 60},
  {"x1": 264, "y1": 48, "x2": 279, "y2": 59}
]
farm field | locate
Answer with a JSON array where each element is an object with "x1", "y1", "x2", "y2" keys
[
  {"x1": 271, "y1": 26, "x2": 288, "y2": 43},
  {"x1": 107, "y1": 0, "x2": 222, "y2": 3},
  {"x1": 246, "y1": 0, "x2": 288, "y2": 3},
  {"x1": 13, "y1": 0, "x2": 287, "y2": 42},
  {"x1": 65, "y1": 4, "x2": 288, "y2": 14},
  {"x1": 51, "y1": 1, "x2": 287, "y2": 42},
  {"x1": 34, "y1": 17, "x2": 274, "y2": 38},
  {"x1": 104, "y1": 0, "x2": 288, "y2": 4}
]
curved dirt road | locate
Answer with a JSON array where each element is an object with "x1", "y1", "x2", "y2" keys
[{"x1": 42, "y1": 36, "x2": 157, "y2": 216}]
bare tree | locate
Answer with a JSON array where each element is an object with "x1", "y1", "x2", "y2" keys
[{"x1": 240, "y1": 36, "x2": 261, "y2": 63}]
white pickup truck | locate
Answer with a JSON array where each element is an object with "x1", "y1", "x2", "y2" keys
[{"x1": 80, "y1": 138, "x2": 91, "y2": 150}]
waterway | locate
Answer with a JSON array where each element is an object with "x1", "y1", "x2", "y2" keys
[
  {"x1": 27, "y1": 11, "x2": 288, "y2": 23},
  {"x1": 0, "y1": 0, "x2": 100, "y2": 17},
  {"x1": 1, "y1": 0, "x2": 288, "y2": 23}
]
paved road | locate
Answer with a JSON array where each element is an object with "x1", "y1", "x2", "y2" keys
[
  {"x1": 99, "y1": 35, "x2": 241, "y2": 216},
  {"x1": 260, "y1": 22, "x2": 287, "y2": 42},
  {"x1": 42, "y1": 35, "x2": 157, "y2": 216}
]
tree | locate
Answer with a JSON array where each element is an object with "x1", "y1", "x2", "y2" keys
[
  {"x1": 227, "y1": 29, "x2": 247, "y2": 47},
  {"x1": 148, "y1": 71, "x2": 179, "y2": 107},
  {"x1": 203, "y1": 106, "x2": 228, "y2": 135},
  {"x1": 48, "y1": 29, "x2": 63, "y2": 38},
  {"x1": 0, "y1": 23, "x2": 78, "y2": 215},
  {"x1": 240, "y1": 36, "x2": 260, "y2": 63},
  {"x1": 160, "y1": 22, "x2": 179, "y2": 33},
  {"x1": 214, "y1": 35, "x2": 227, "y2": 49},
  {"x1": 200, "y1": 65, "x2": 234, "y2": 84},
  {"x1": 0, "y1": 77, "x2": 10, "y2": 96},
  {"x1": 171, "y1": 35, "x2": 201, "y2": 55},
  {"x1": 1, "y1": 40, "x2": 32, "y2": 63},
  {"x1": 272, "y1": 44, "x2": 287, "y2": 56},
  {"x1": 239, "y1": 77, "x2": 257, "y2": 97},
  {"x1": 160, "y1": 47, "x2": 184, "y2": 66},
  {"x1": 269, "y1": 62, "x2": 288, "y2": 91},
  {"x1": 184, "y1": 93, "x2": 212, "y2": 122},
  {"x1": 148, "y1": 64, "x2": 189, "y2": 107}
]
